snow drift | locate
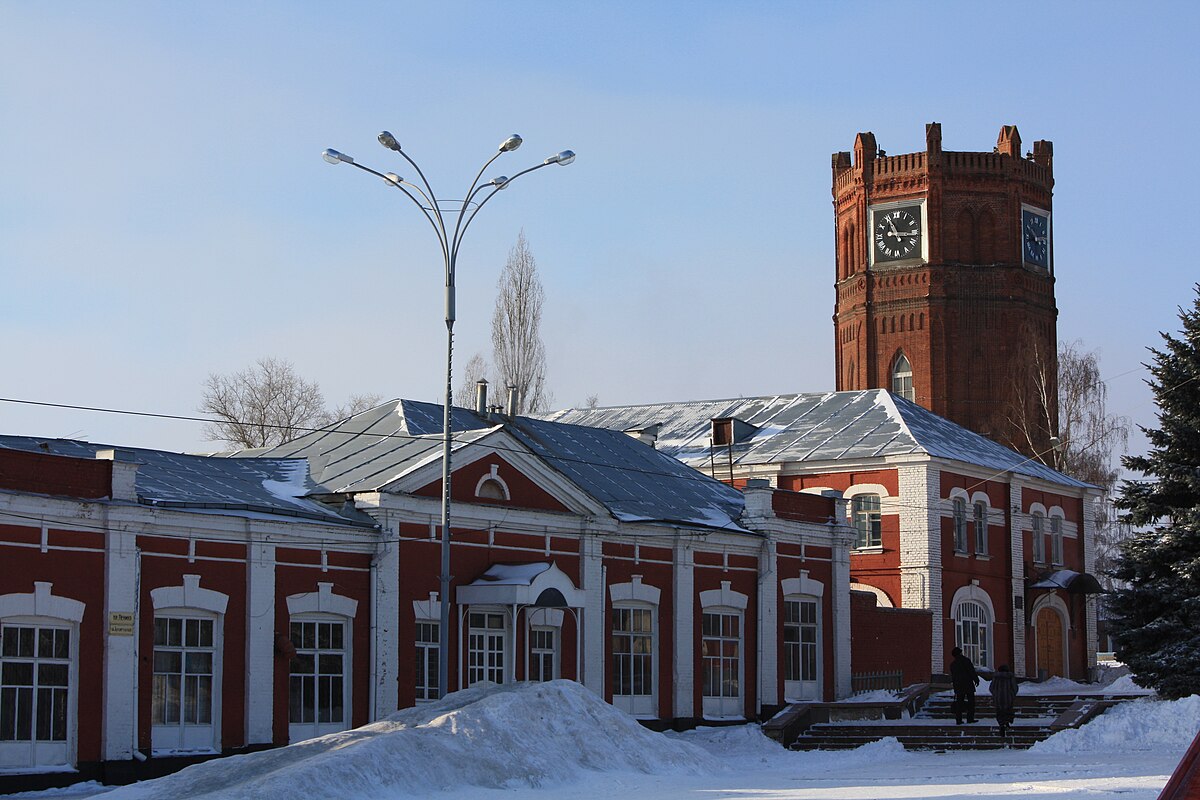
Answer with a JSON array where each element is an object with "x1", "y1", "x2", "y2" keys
[
  {"x1": 102, "y1": 681, "x2": 712, "y2": 800},
  {"x1": 1031, "y1": 694, "x2": 1200, "y2": 755}
]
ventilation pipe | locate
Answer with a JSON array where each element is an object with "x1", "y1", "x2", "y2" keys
[
  {"x1": 474, "y1": 379, "x2": 489, "y2": 415},
  {"x1": 505, "y1": 385, "x2": 520, "y2": 417}
]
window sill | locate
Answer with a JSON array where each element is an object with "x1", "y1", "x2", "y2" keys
[
  {"x1": 975, "y1": 554, "x2": 991, "y2": 561},
  {"x1": 953, "y1": 550, "x2": 970, "y2": 558},
  {"x1": 853, "y1": 546, "x2": 884, "y2": 555}
]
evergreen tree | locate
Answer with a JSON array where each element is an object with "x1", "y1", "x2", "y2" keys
[{"x1": 1110, "y1": 285, "x2": 1200, "y2": 698}]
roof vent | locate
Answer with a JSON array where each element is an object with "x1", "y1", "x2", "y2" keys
[
  {"x1": 711, "y1": 417, "x2": 757, "y2": 446},
  {"x1": 623, "y1": 423, "x2": 662, "y2": 449},
  {"x1": 474, "y1": 379, "x2": 489, "y2": 415},
  {"x1": 505, "y1": 385, "x2": 520, "y2": 417}
]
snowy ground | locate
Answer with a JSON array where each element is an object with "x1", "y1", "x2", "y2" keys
[{"x1": 4, "y1": 677, "x2": 1195, "y2": 800}]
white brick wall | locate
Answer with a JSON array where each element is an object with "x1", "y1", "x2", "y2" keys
[
  {"x1": 1010, "y1": 481, "x2": 1027, "y2": 675},
  {"x1": 672, "y1": 537, "x2": 695, "y2": 718},
  {"x1": 897, "y1": 462, "x2": 943, "y2": 672}
]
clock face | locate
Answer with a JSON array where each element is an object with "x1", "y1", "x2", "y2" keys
[
  {"x1": 873, "y1": 205, "x2": 923, "y2": 263},
  {"x1": 1022, "y1": 208, "x2": 1050, "y2": 268}
]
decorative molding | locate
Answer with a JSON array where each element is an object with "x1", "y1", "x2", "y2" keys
[
  {"x1": 151, "y1": 574, "x2": 228, "y2": 614},
  {"x1": 0, "y1": 581, "x2": 85, "y2": 623},
  {"x1": 287, "y1": 581, "x2": 358, "y2": 619},
  {"x1": 699, "y1": 580, "x2": 748, "y2": 611},
  {"x1": 609, "y1": 575, "x2": 661, "y2": 606}
]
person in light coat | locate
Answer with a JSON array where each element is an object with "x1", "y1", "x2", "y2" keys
[{"x1": 990, "y1": 664, "x2": 1019, "y2": 736}]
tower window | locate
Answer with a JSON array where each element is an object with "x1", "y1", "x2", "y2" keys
[{"x1": 892, "y1": 354, "x2": 914, "y2": 402}]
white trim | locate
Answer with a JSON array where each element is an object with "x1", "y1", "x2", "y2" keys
[
  {"x1": 949, "y1": 584, "x2": 996, "y2": 670},
  {"x1": 843, "y1": 483, "x2": 892, "y2": 500},
  {"x1": 699, "y1": 581, "x2": 748, "y2": 611},
  {"x1": 150, "y1": 575, "x2": 228, "y2": 615},
  {"x1": 474, "y1": 464, "x2": 512, "y2": 501},
  {"x1": 609, "y1": 575, "x2": 661, "y2": 606},
  {"x1": 527, "y1": 608, "x2": 564, "y2": 627},
  {"x1": 781, "y1": 573, "x2": 825, "y2": 599},
  {"x1": 412, "y1": 592, "x2": 442, "y2": 623},
  {"x1": 0, "y1": 583, "x2": 85, "y2": 624},
  {"x1": 849, "y1": 583, "x2": 892, "y2": 607},
  {"x1": 286, "y1": 582, "x2": 358, "y2": 619}
]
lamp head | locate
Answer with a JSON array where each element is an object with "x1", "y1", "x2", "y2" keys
[
  {"x1": 322, "y1": 149, "x2": 353, "y2": 165},
  {"x1": 384, "y1": 172, "x2": 403, "y2": 187},
  {"x1": 490, "y1": 176, "x2": 510, "y2": 190},
  {"x1": 545, "y1": 150, "x2": 576, "y2": 166},
  {"x1": 377, "y1": 131, "x2": 402, "y2": 152},
  {"x1": 499, "y1": 134, "x2": 523, "y2": 153}
]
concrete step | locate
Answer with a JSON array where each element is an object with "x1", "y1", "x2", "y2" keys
[{"x1": 790, "y1": 723, "x2": 1054, "y2": 752}]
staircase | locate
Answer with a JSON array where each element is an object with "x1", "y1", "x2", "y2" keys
[{"x1": 788, "y1": 692, "x2": 1133, "y2": 752}]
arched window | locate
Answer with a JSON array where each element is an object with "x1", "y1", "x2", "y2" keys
[
  {"x1": 892, "y1": 354, "x2": 914, "y2": 401},
  {"x1": 1050, "y1": 515, "x2": 1064, "y2": 565},
  {"x1": 851, "y1": 494, "x2": 881, "y2": 549},
  {"x1": 1031, "y1": 511, "x2": 1046, "y2": 563},
  {"x1": 974, "y1": 501, "x2": 988, "y2": 554},
  {"x1": 955, "y1": 600, "x2": 991, "y2": 668},
  {"x1": 952, "y1": 497, "x2": 968, "y2": 553}
]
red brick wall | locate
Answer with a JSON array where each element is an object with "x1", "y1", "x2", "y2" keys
[
  {"x1": 413, "y1": 454, "x2": 571, "y2": 513},
  {"x1": 850, "y1": 590, "x2": 932, "y2": 686},
  {"x1": 0, "y1": 449, "x2": 111, "y2": 499},
  {"x1": 832, "y1": 123, "x2": 1058, "y2": 458}
]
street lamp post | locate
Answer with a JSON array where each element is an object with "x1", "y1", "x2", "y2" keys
[{"x1": 322, "y1": 133, "x2": 574, "y2": 700}]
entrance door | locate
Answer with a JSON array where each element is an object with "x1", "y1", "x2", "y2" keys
[
  {"x1": 1035, "y1": 607, "x2": 1065, "y2": 678},
  {"x1": 0, "y1": 624, "x2": 72, "y2": 770},
  {"x1": 467, "y1": 612, "x2": 506, "y2": 686}
]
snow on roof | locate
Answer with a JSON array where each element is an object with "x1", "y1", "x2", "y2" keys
[
  {"x1": 546, "y1": 390, "x2": 1091, "y2": 489},
  {"x1": 471, "y1": 562, "x2": 552, "y2": 586},
  {"x1": 0, "y1": 436, "x2": 371, "y2": 527},
  {"x1": 239, "y1": 400, "x2": 749, "y2": 533}
]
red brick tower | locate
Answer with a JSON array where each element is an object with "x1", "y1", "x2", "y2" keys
[{"x1": 832, "y1": 123, "x2": 1058, "y2": 458}]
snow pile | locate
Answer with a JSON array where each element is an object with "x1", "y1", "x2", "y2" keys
[
  {"x1": 102, "y1": 681, "x2": 712, "y2": 800},
  {"x1": 1032, "y1": 694, "x2": 1200, "y2": 755}
]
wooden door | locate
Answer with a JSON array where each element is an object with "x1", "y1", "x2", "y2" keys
[{"x1": 1035, "y1": 607, "x2": 1065, "y2": 678}]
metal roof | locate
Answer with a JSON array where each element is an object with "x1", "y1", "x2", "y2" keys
[
  {"x1": 236, "y1": 399, "x2": 749, "y2": 533},
  {"x1": 0, "y1": 435, "x2": 375, "y2": 527},
  {"x1": 544, "y1": 390, "x2": 1091, "y2": 489}
]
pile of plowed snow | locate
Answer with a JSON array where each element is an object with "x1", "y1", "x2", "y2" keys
[
  {"x1": 104, "y1": 681, "x2": 712, "y2": 800},
  {"x1": 1031, "y1": 694, "x2": 1200, "y2": 754}
]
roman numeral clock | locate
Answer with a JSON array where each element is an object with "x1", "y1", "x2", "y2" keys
[
  {"x1": 870, "y1": 201, "x2": 925, "y2": 265},
  {"x1": 1022, "y1": 204, "x2": 1051, "y2": 269}
]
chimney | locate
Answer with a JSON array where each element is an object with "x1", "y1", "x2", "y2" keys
[
  {"x1": 474, "y1": 379, "x2": 489, "y2": 415},
  {"x1": 95, "y1": 448, "x2": 139, "y2": 502},
  {"x1": 505, "y1": 385, "x2": 519, "y2": 417}
]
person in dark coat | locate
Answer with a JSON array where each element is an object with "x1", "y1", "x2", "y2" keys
[
  {"x1": 990, "y1": 664, "x2": 1019, "y2": 736},
  {"x1": 949, "y1": 646, "x2": 979, "y2": 724}
]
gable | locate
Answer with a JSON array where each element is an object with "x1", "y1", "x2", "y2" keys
[{"x1": 410, "y1": 453, "x2": 572, "y2": 513}]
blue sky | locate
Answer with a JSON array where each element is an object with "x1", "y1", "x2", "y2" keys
[{"x1": 2, "y1": 1, "x2": 1196, "y2": 463}]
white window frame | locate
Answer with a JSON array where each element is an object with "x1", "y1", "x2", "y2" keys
[
  {"x1": 150, "y1": 577, "x2": 227, "y2": 756},
  {"x1": 150, "y1": 610, "x2": 221, "y2": 755},
  {"x1": 610, "y1": 603, "x2": 656, "y2": 718},
  {"x1": 466, "y1": 608, "x2": 508, "y2": 687},
  {"x1": 414, "y1": 620, "x2": 439, "y2": 703},
  {"x1": 892, "y1": 353, "x2": 915, "y2": 402},
  {"x1": 974, "y1": 500, "x2": 988, "y2": 555},
  {"x1": 949, "y1": 585, "x2": 995, "y2": 670},
  {"x1": 1050, "y1": 515, "x2": 1064, "y2": 565},
  {"x1": 952, "y1": 497, "x2": 968, "y2": 553},
  {"x1": 287, "y1": 614, "x2": 351, "y2": 743},
  {"x1": 0, "y1": 583, "x2": 84, "y2": 772},
  {"x1": 782, "y1": 596, "x2": 821, "y2": 702},
  {"x1": 699, "y1": 583, "x2": 748, "y2": 720},
  {"x1": 526, "y1": 607, "x2": 563, "y2": 683},
  {"x1": 1031, "y1": 511, "x2": 1046, "y2": 563},
  {"x1": 700, "y1": 608, "x2": 743, "y2": 719},
  {"x1": 851, "y1": 494, "x2": 882, "y2": 549}
]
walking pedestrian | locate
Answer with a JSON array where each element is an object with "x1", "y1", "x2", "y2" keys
[
  {"x1": 990, "y1": 664, "x2": 1019, "y2": 737},
  {"x1": 949, "y1": 646, "x2": 979, "y2": 724}
]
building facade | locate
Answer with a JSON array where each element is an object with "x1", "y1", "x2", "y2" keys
[
  {"x1": 549, "y1": 390, "x2": 1101, "y2": 684},
  {"x1": 832, "y1": 123, "x2": 1058, "y2": 458},
  {"x1": 0, "y1": 399, "x2": 852, "y2": 788}
]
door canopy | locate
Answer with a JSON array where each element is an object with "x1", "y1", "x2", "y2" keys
[
  {"x1": 456, "y1": 562, "x2": 585, "y2": 608},
  {"x1": 1028, "y1": 569, "x2": 1104, "y2": 594}
]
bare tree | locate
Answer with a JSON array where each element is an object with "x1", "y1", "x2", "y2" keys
[
  {"x1": 584, "y1": 393, "x2": 600, "y2": 409},
  {"x1": 201, "y1": 357, "x2": 328, "y2": 449},
  {"x1": 322, "y1": 393, "x2": 385, "y2": 425},
  {"x1": 453, "y1": 352, "x2": 491, "y2": 409},
  {"x1": 491, "y1": 231, "x2": 550, "y2": 414}
]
